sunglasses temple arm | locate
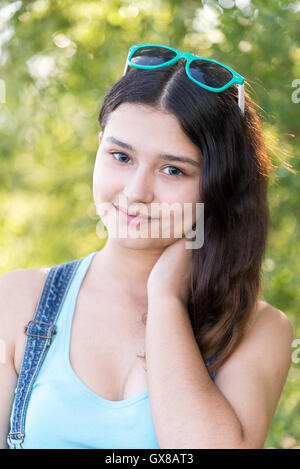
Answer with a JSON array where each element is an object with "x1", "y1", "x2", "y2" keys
[
  {"x1": 238, "y1": 83, "x2": 245, "y2": 116},
  {"x1": 122, "y1": 51, "x2": 131, "y2": 76}
]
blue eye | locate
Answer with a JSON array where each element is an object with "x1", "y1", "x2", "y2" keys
[
  {"x1": 164, "y1": 166, "x2": 185, "y2": 177},
  {"x1": 109, "y1": 152, "x2": 185, "y2": 177},
  {"x1": 110, "y1": 152, "x2": 130, "y2": 163}
]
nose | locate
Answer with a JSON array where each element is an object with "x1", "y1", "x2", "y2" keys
[{"x1": 122, "y1": 167, "x2": 154, "y2": 205}]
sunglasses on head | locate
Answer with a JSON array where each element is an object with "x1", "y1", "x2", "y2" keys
[{"x1": 122, "y1": 44, "x2": 245, "y2": 116}]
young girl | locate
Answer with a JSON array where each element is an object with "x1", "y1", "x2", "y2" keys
[{"x1": 0, "y1": 44, "x2": 293, "y2": 449}]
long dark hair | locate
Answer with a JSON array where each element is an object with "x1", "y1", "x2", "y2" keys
[{"x1": 98, "y1": 60, "x2": 273, "y2": 377}]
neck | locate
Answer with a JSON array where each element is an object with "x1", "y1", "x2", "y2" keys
[{"x1": 91, "y1": 237, "x2": 164, "y2": 303}]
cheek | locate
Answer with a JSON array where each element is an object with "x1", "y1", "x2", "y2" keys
[
  {"x1": 159, "y1": 180, "x2": 200, "y2": 235},
  {"x1": 93, "y1": 156, "x2": 118, "y2": 204},
  {"x1": 93, "y1": 169, "x2": 106, "y2": 203},
  {"x1": 169, "y1": 179, "x2": 201, "y2": 213},
  {"x1": 93, "y1": 165, "x2": 116, "y2": 223}
]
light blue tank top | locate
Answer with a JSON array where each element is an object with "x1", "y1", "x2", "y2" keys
[
  {"x1": 9, "y1": 250, "x2": 217, "y2": 449},
  {"x1": 10, "y1": 251, "x2": 160, "y2": 449}
]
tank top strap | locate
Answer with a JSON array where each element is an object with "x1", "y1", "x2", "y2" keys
[
  {"x1": 7, "y1": 256, "x2": 83, "y2": 449},
  {"x1": 205, "y1": 354, "x2": 219, "y2": 381},
  {"x1": 60, "y1": 252, "x2": 98, "y2": 348}
]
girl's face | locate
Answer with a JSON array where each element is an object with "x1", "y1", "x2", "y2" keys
[{"x1": 93, "y1": 102, "x2": 203, "y2": 249}]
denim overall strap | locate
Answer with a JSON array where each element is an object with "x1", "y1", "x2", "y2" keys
[{"x1": 7, "y1": 257, "x2": 82, "y2": 449}]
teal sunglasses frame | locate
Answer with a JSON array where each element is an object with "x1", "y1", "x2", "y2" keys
[{"x1": 123, "y1": 43, "x2": 245, "y2": 116}]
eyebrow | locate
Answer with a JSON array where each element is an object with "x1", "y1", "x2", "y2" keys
[{"x1": 105, "y1": 136, "x2": 202, "y2": 169}]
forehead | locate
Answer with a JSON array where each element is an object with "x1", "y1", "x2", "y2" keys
[{"x1": 103, "y1": 103, "x2": 201, "y2": 158}]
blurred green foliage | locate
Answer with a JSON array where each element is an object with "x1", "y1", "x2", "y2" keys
[{"x1": 0, "y1": 0, "x2": 299, "y2": 449}]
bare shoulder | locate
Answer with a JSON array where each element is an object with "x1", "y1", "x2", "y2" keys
[
  {"x1": 247, "y1": 300, "x2": 294, "y2": 354},
  {"x1": 213, "y1": 300, "x2": 294, "y2": 448},
  {"x1": 0, "y1": 268, "x2": 49, "y2": 370},
  {"x1": 0, "y1": 267, "x2": 49, "y2": 321},
  {"x1": 251, "y1": 301, "x2": 292, "y2": 332},
  {"x1": 216, "y1": 299, "x2": 294, "y2": 381}
]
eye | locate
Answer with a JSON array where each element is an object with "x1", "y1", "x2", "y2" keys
[
  {"x1": 110, "y1": 151, "x2": 131, "y2": 164},
  {"x1": 163, "y1": 166, "x2": 185, "y2": 177},
  {"x1": 109, "y1": 152, "x2": 186, "y2": 177}
]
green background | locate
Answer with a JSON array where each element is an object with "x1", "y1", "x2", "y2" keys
[{"x1": 0, "y1": 0, "x2": 299, "y2": 448}]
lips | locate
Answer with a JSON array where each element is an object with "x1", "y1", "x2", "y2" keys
[{"x1": 114, "y1": 204, "x2": 153, "y2": 220}]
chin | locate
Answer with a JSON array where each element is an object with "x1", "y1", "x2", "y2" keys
[
  {"x1": 106, "y1": 228, "x2": 175, "y2": 250},
  {"x1": 110, "y1": 234, "x2": 165, "y2": 250}
]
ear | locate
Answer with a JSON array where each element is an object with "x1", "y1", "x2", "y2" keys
[{"x1": 98, "y1": 131, "x2": 103, "y2": 143}]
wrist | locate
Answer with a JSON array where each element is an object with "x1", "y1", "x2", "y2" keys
[{"x1": 147, "y1": 291, "x2": 186, "y2": 309}]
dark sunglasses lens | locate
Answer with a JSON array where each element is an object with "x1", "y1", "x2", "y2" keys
[
  {"x1": 130, "y1": 46, "x2": 177, "y2": 66},
  {"x1": 189, "y1": 60, "x2": 233, "y2": 88}
]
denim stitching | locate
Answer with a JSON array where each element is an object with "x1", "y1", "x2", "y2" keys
[{"x1": 7, "y1": 258, "x2": 82, "y2": 448}]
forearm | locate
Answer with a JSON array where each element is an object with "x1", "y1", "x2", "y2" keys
[{"x1": 145, "y1": 295, "x2": 245, "y2": 449}]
